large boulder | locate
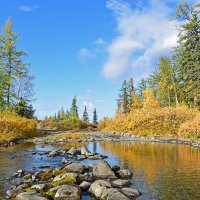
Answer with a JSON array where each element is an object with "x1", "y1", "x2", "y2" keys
[
  {"x1": 16, "y1": 192, "x2": 48, "y2": 200},
  {"x1": 93, "y1": 160, "x2": 117, "y2": 179},
  {"x1": 89, "y1": 180, "x2": 111, "y2": 198},
  {"x1": 53, "y1": 173, "x2": 77, "y2": 185},
  {"x1": 89, "y1": 180, "x2": 129, "y2": 200},
  {"x1": 79, "y1": 181, "x2": 91, "y2": 191},
  {"x1": 54, "y1": 185, "x2": 81, "y2": 200},
  {"x1": 64, "y1": 163, "x2": 86, "y2": 173}
]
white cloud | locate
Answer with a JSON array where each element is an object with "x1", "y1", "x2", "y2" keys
[
  {"x1": 78, "y1": 48, "x2": 93, "y2": 58},
  {"x1": 20, "y1": 5, "x2": 40, "y2": 12},
  {"x1": 103, "y1": 0, "x2": 179, "y2": 79},
  {"x1": 95, "y1": 38, "x2": 107, "y2": 45},
  {"x1": 83, "y1": 101, "x2": 93, "y2": 110}
]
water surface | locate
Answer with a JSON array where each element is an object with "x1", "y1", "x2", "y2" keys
[{"x1": 0, "y1": 141, "x2": 200, "y2": 200}]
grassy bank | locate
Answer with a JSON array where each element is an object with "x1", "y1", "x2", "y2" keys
[
  {"x1": 0, "y1": 111, "x2": 37, "y2": 143},
  {"x1": 98, "y1": 106, "x2": 200, "y2": 140}
]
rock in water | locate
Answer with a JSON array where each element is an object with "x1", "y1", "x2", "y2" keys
[
  {"x1": 89, "y1": 180, "x2": 129, "y2": 200},
  {"x1": 118, "y1": 169, "x2": 132, "y2": 179},
  {"x1": 80, "y1": 147, "x2": 91, "y2": 155},
  {"x1": 16, "y1": 192, "x2": 48, "y2": 200},
  {"x1": 112, "y1": 179, "x2": 131, "y2": 188},
  {"x1": 79, "y1": 181, "x2": 91, "y2": 191},
  {"x1": 89, "y1": 180, "x2": 111, "y2": 198},
  {"x1": 64, "y1": 163, "x2": 86, "y2": 173},
  {"x1": 121, "y1": 187, "x2": 141, "y2": 198},
  {"x1": 54, "y1": 185, "x2": 81, "y2": 200},
  {"x1": 93, "y1": 160, "x2": 117, "y2": 179},
  {"x1": 67, "y1": 147, "x2": 77, "y2": 155}
]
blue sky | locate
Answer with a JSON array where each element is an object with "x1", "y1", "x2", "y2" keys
[{"x1": 0, "y1": 0, "x2": 197, "y2": 120}]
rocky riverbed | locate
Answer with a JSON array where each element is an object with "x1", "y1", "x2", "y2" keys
[
  {"x1": 28, "y1": 130, "x2": 200, "y2": 149},
  {"x1": 5, "y1": 145, "x2": 141, "y2": 200}
]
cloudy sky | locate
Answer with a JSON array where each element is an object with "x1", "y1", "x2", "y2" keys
[{"x1": 0, "y1": 0, "x2": 198, "y2": 119}]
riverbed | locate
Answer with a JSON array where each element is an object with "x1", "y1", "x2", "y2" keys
[{"x1": 0, "y1": 141, "x2": 200, "y2": 200}]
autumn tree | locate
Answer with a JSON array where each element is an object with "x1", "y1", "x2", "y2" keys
[
  {"x1": 130, "y1": 91, "x2": 142, "y2": 111},
  {"x1": 138, "y1": 78, "x2": 147, "y2": 99},
  {"x1": 143, "y1": 88, "x2": 160, "y2": 109}
]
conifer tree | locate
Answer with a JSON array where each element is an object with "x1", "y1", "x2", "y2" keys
[
  {"x1": 83, "y1": 106, "x2": 89, "y2": 123},
  {"x1": 60, "y1": 107, "x2": 65, "y2": 120},
  {"x1": 138, "y1": 78, "x2": 147, "y2": 99},
  {"x1": 127, "y1": 77, "x2": 136, "y2": 108},
  {"x1": 70, "y1": 95, "x2": 79, "y2": 118},
  {"x1": 93, "y1": 108, "x2": 98, "y2": 124},
  {"x1": 174, "y1": 2, "x2": 200, "y2": 108},
  {"x1": 143, "y1": 88, "x2": 160, "y2": 109},
  {"x1": 0, "y1": 18, "x2": 33, "y2": 109}
]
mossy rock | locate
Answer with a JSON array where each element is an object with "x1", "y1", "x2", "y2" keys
[{"x1": 51, "y1": 176, "x2": 77, "y2": 187}]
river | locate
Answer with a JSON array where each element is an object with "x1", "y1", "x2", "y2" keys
[{"x1": 0, "y1": 141, "x2": 200, "y2": 200}]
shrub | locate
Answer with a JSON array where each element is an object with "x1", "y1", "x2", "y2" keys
[
  {"x1": 0, "y1": 110, "x2": 37, "y2": 143},
  {"x1": 100, "y1": 106, "x2": 199, "y2": 137},
  {"x1": 178, "y1": 115, "x2": 200, "y2": 139}
]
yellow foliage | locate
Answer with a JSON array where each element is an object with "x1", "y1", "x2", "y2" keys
[
  {"x1": 143, "y1": 88, "x2": 160, "y2": 109},
  {"x1": 100, "y1": 106, "x2": 199, "y2": 137},
  {"x1": 130, "y1": 91, "x2": 142, "y2": 111},
  {"x1": 178, "y1": 115, "x2": 200, "y2": 139},
  {"x1": 0, "y1": 111, "x2": 37, "y2": 143}
]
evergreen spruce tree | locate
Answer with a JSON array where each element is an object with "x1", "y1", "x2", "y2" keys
[
  {"x1": 70, "y1": 95, "x2": 79, "y2": 118},
  {"x1": 138, "y1": 78, "x2": 147, "y2": 99},
  {"x1": 93, "y1": 108, "x2": 98, "y2": 124},
  {"x1": 174, "y1": 2, "x2": 200, "y2": 108},
  {"x1": 127, "y1": 77, "x2": 136, "y2": 108},
  {"x1": 83, "y1": 106, "x2": 89, "y2": 123},
  {"x1": 60, "y1": 107, "x2": 65, "y2": 120},
  {"x1": 117, "y1": 80, "x2": 129, "y2": 113}
]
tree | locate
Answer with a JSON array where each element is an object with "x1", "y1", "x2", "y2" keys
[
  {"x1": 83, "y1": 106, "x2": 89, "y2": 123},
  {"x1": 174, "y1": 2, "x2": 200, "y2": 108},
  {"x1": 60, "y1": 107, "x2": 65, "y2": 120},
  {"x1": 143, "y1": 88, "x2": 160, "y2": 109},
  {"x1": 15, "y1": 97, "x2": 35, "y2": 119},
  {"x1": 138, "y1": 78, "x2": 147, "y2": 99},
  {"x1": 148, "y1": 57, "x2": 179, "y2": 107},
  {"x1": 127, "y1": 77, "x2": 136, "y2": 108},
  {"x1": 70, "y1": 95, "x2": 79, "y2": 118},
  {"x1": 0, "y1": 18, "x2": 34, "y2": 109},
  {"x1": 117, "y1": 80, "x2": 129, "y2": 113},
  {"x1": 130, "y1": 91, "x2": 142, "y2": 111},
  {"x1": 93, "y1": 108, "x2": 98, "y2": 124}
]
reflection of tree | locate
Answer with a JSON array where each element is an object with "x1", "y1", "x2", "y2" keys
[{"x1": 100, "y1": 142, "x2": 200, "y2": 199}]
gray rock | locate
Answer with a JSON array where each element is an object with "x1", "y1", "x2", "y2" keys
[
  {"x1": 54, "y1": 185, "x2": 81, "y2": 200},
  {"x1": 89, "y1": 180, "x2": 111, "y2": 198},
  {"x1": 118, "y1": 169, "x2": 132, "y2": 179},
  {"x1": 121, "y1": 187, "x2": 141, "y2": 198},
  {"x1": 64, "y1": 163, "x2": 86, "y2": 173},
  {"x1": 79, "y1": 181, "x2": 91, "y2": 191},
  {"x1": 7, "y1": 185, "x2": 24, "y2": 197},
  {"x1": 16, "y1": 192, "x2": 48, "y2": 200},
  {"x1": 112, "y1": 179, "x2": 131, "y2": 188},
  {"x1": 48, "y1": 150, "x2": 58, "y2": 157},
  {"x1": 80, "y1": 147, "x2": 91, "y2": 155},
  {"x1": 53, "y1": 173, "x2": 77, "y2": 182},
  {"x1": 31, "y1": 184, "x2": 46, "y2": 190},
  {"x1": 93, "y1": 160, "x2": 117, "y2": 179},
  {"x1": 89, "y1": 180, "x2": 129, "y2": 200},
  {"x1": 67, "y1": 147, "x2": 77, "y2": 155}
]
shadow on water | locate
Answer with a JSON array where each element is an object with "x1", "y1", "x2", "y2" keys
[{"x1": 0, "y1": 141, "x2": 200, "y2": 200}]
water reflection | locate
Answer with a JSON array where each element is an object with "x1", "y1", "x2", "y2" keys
[
  {"x1": 0, "y1": 141, "x2": 200, "y2": 200},
  {"x1": 100, "y1": 142, "x2": 200, "y2": 200}
]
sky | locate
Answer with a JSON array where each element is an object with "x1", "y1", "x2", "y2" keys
[{"x1": 0, "y1": 0, "x2": 198, "y2": 120}]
